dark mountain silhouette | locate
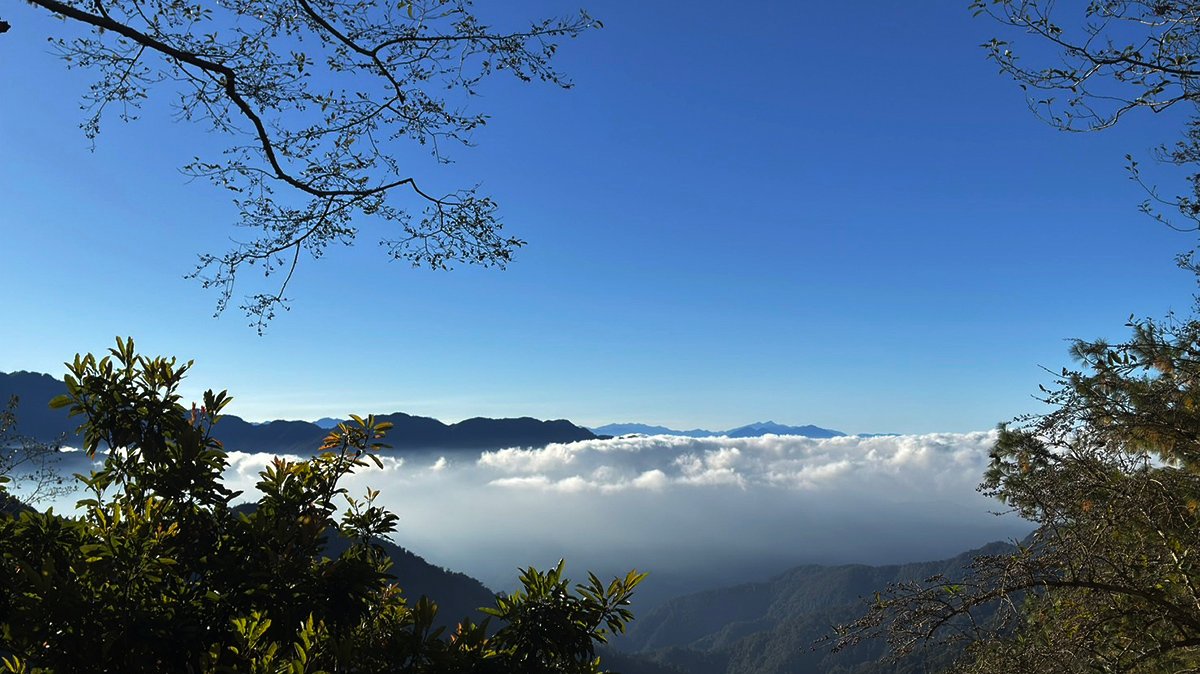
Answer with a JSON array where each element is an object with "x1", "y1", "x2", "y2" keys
[
  {"x1": 449, "y1": 415, "x2": 595, "y2": 449},
  {"x1": 214, "y1": 416, "x2": 329, "y2": 454},
  {"x1": 1, "y1": 372, "x2": 79, "y2": 440},
  {"x1": 252, "y1": 501, "x2": 496, "y2": 628},
  {"x1": 371, "y1": 538, "x2": 497, "y2": 628},
  {"x1": 590, "y1": 421, "x2": 847, "y2": 439},
  {"x1": 620, "y1": 542, "x2": 1014, "y2": 674},
  {"x1": 1, "y1": 370, "x2": 597, "y2": 454}
]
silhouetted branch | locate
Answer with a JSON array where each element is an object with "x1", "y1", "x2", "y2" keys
[{"x1": 21, "y1": 0, "x2": 598, "y2": 329}]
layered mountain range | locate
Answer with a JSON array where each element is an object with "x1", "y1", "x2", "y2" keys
[
  {"x1": 2, "y1": 370, "x2": 860, "y2": 453},
  {"x1": 589, "y1": 421, "x2": 847, "y2": 439},
  {"x1": 618, "y1": 542, "x2": 1013, "y2": 674},
  {"x1": 0, "y1": 371, "x2": 597, "y2": 454}
]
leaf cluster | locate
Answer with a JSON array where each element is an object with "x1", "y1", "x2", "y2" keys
[{"x1": 481, "y1": 562, "x2": 647, "y2": 674}]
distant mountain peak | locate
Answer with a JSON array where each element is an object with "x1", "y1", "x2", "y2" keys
[
  {"x1": 588, "y1": 423, "x2": 716, "y2": 438},
  {"x1": 313, "y1": 417, "x2": 343, "y2": 429},
  {"x1": 589, "y1": 421, "x2": 846, "y2": 439}
]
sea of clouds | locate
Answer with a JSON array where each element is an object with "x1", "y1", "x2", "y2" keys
[{"x1": 217, "y1": 430, "x2": 1032, "y2": 598}]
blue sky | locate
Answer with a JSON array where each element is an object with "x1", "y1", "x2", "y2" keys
[{"x1": 1, "y1": 1, "x2": 1193, "y2": 434}]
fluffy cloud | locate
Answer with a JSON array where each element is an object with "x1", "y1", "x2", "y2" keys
[
  {"x1": 298, "y1": 431, "x2": 1025, "y2": 596},
  {"x1": 473, "y1": 432, "x2": 997, "y2": 494},
  {"x1": 46, "y1": 432, "x2": 1031, "y2": 603}
]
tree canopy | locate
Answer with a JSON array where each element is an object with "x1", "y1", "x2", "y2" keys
[
  {"x1": 0, "y1": 338, "x2": 644, "y2": 673},
  {"x1": 835, "y1": 318, "x2": 1200, "y2": 672},
  {"x1": 833, "y1": 3, "x2": 1200, "y2": 671},
  {"x1": 3, "y1": 1, "x2": 598, "y2": 329}
]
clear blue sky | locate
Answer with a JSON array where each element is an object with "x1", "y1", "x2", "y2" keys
[{"x1": 1, "y1": 1, "x2": 1192, "y2": 433}]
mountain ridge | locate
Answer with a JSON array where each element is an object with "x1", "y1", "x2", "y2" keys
[
  {"x1": 0, "y1": 370, "x2": 596, "y2": 454},
  {"x1": 591, "y1": 421, "x2": 847, "y2": 439},
  {"x1": 622, "y1": 541, "x2": 1016, "y2": 674}
]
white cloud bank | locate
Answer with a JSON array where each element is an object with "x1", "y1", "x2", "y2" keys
[
  {"x1": 213, "y1": 431, "x2": 1029, "y2": 597},
  {"x1": 475, "y1": 432, "x2": 993, "y2": 494},
  {"x1": 47, "y1": 432, "x2": 1030, "y2": 601}
]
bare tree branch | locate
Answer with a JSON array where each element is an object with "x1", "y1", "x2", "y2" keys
[{"x1": 21, "y1": 0, "x2": 599, "y2": 330}]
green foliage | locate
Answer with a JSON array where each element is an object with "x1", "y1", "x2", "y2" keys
[
  {"x1": 830, "y1": 3, "x2": 1200, "y2": 671},
  {"x1": 0, "y1": 338, "x2": 643, "y2": 673},
  {"x1": 482, "y1": 562, "x2": 646, "y2": 674},
  {"x1": 832, "y1": 322, "x2": 1200, "y2": 670}
]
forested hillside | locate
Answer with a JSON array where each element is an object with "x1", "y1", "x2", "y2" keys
[{"x1": 625, "y1": 543, "x2": 1012, "y2": 674}]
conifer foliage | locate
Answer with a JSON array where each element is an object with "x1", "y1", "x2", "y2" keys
[
  {"x1": 835, "y1": 2, "x2": 1200, "y2": 670},
  {"x1": 835, "y1": 317, "x2": 1200, "y2": 672}
]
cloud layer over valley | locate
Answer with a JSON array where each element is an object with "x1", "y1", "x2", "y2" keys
[{"x1": 216, "y1": 431, "x2": 1031, "y2": 598}]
